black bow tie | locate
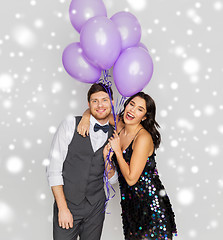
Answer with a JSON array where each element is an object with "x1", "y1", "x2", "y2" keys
[{"x1": 94, "y1": 123, "x2": 109, "y2": 133}]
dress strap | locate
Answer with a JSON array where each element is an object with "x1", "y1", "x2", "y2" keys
[
  {"x1": 118, "y1": 127, "x2": 125, "y2": 135},
  {"x1": 133, "y1": 128, "x2": 144, "y2": 141}
]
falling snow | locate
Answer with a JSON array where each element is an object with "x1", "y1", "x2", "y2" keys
[{"x1": 0, "y1": 0, "x2": 222, "y2": 239}]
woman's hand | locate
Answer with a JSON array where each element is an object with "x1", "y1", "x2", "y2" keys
[
  {"x1": 108, "y1": 130, "x2": 122, "y2": 155},
  {"x1": 77, "y1": 116, "x2": 90, "y2": 137}
]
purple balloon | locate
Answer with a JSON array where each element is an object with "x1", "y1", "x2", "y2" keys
[
  {"x1": 113, "y1": 47, "x2": 153, "y2": 97},
  {"x1": 137, "y1": 42, "x2": 148, "y2": 51},
  {"x1": 69, "y1": 0, "x2": 107, "y2": 33},
  {"x1": 80, "y1": 16, "x2": 122, "y2": 70},
  {"x1": 111, "y1": 11, "x2": 141, "y2": 51},
  {"x1": 62, "y1": 42, "x2": 101, "y2": 83}
]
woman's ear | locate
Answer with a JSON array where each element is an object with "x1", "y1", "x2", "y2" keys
[{"x1": 142, "y1": 116, "x2": 147, "y2": 121}]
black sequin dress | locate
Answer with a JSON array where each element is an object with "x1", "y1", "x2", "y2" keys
[{"x1": 112, "y1": 140, "x2": 177, "y2": 240}]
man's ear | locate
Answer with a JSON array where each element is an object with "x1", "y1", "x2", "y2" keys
[
  {"x1": 88, "y1": 102, "x2": 90, "y2": 108},
  {"x1": 112, "y1": 99, "x2": 114, "y2": 106}
]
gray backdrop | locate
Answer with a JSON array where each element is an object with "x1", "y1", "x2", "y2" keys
[{"x1": 0, "y1": 0, "x2": 222, "y2": 239}]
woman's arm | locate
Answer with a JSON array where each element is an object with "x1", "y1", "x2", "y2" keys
[
  {"x1": 109, "y1": 130, "x2": 154, "y2": 186},
  {"x1": 77, "y1": 108, "x2": 123, "y2": 137}
]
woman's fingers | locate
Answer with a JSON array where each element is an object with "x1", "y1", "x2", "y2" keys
[{"x1": 112, "y1": 130, "x2": 119, "y2": 139}]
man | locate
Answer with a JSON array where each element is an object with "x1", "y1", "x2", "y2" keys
[{"x1": 47, "y1": 83, "x2": 118, "y2": 240}]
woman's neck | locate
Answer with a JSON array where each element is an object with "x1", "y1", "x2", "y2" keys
[{"x1": 123, "y1": 123, "x2": 142, "y2": 136}]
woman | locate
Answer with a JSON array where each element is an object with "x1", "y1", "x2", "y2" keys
[{"x1": 78, "y1": 92, "x2": 177, "y2": 239}]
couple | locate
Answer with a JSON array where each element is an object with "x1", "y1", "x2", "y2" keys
[{"x1": 47, "y1": 83, "x2": 177, "y2": 240}]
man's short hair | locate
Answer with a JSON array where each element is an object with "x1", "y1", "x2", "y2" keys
[{"x1": 87, "y1": 83, "x2": 113, "y2": 102}]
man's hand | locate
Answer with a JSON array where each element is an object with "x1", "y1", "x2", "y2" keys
[
  {"x1": 51, "y1": 185, "x2": 74, "y2": 229},
  {"x1": 58, "y1": 207, "x2": 74, "y2": 229}
]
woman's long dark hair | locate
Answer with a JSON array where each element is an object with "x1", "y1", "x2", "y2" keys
[{"x1": 119, "y1": 92, "x2": 161, "y2": 149}]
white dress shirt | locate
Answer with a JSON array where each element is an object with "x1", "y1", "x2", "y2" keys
[{"x1": 46, "y1": 115, "x2": 118, "y2": 186}]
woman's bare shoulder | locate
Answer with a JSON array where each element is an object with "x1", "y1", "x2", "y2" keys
[{"x1": 135, "y1": 128, "x2": 153, "y2": 147}]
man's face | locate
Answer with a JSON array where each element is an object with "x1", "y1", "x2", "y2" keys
[{"x1": 88, "y1": 91, "x2": 112, "y2": 123}]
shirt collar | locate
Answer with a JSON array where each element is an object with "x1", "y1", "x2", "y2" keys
[{"x1": 90, "y1": 115, "x2": 109, "y2": 126}]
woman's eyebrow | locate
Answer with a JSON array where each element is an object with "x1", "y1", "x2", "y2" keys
[
  {"x1": 138, "y1": 106, "x2": 145, "y2": 110},
  {"x1": 131, "y1": 100, "x2": 145, "y2": 110}
]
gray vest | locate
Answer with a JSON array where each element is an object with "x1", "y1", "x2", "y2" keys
[{"x1": 62, "y1": 116, "x2": 113, "y2": 205}]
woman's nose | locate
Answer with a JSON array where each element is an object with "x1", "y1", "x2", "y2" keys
[{"x1": 130, "y1": 106, "x2": 135, "y2": 112}]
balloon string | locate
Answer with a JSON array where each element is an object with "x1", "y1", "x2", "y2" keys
[{"x1": 96, "y1": 70, "x2": 125, "y2": 213}]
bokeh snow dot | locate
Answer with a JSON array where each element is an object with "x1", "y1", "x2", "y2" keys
[
  {"x1": 6, "y1": 156, "x2": 23, "y2": 173},
  {"x1": 52, "y1": 82, "x2": 62, "y2": 94},
  {"x1": 0, "y1": 202, "x2": 14, "y2": 223},
  {"x1": 218, "y1": 125, "x2": 223, "y2": 134},
  {"x1": 171, "y1": 140, "x2": 178, "y2": 147},
  {"x1": 160, "y1": 110, "x2": 168, "y2": 117},
  {"x1": 12, "y1": 25, "x2": 37, "y2": 48},
  {"x1": 191, "y1": 166, "x2": 199, "y2": 174},
  {"x1": 0, "y1": 74, "x2": 14, "y2": 92},
  {"x1": 177, "y1": 189, "x2": 194, "y2": 205},
  {"x1": 170, "y1": 82, "x2": 178, "y2": 90},
  {"x1": 26, "y1": 111, "x2": 35, "y2": 119},
  {"x1": 127, "y1": 0, "x2": 146, "y2": 11},
  {"x1": 194, "y1": 110, "x2": 201, "y2": 117},
  {"x1": 40, "y1": 194, "x2": 46, "y2": 200},
  {"x1": 49, "y1": 126, "x2": 57, "y2": 134},
  {"x1": 42, "y1": 158, "x2": 50, "y2": 166},
  {"x1": 205, "y1": 145, "x2": 219, "y2": 156},
  {"x1": 214, "y1": 1, "x2": 223, "y2": 11},
  {"x1": 3, "y1": 100, "x2": 12, "y2": 109},
  {"x1": 34, "y1": 19, "x2": 44, "y2": 28},
  {"x1": 177, "y1": 118, "x2": 194, "y2": 131},
  {"x1": 174, "y1": 46, "x2": 185, "y2": 57},
  {"x1": 183, "y1": 58, "x2": 200, "y2": 75},
  {"x1": 189, "y1": 229, "x2": 197, "y2": 238},
  {"x1": 23, "y1": 139, "x2": 32, "y2": 149},
  {"x1": 204, "y1": 105, "x2": 215, "y2": 116}
]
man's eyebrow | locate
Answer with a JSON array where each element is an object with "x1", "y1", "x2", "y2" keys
[{"x1": 90, "y1": 97, "x2": 109, "y2": 100}]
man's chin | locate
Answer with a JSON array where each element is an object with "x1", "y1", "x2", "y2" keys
[{"x1": 91, "y1": 112, "x2": 110, "y2": 121}]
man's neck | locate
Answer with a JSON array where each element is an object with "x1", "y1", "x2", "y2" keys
[
  {"x1": 90, "y1": 114, "x2": 109, "y2": 125},
  {"x1": 96, "y1": 118, "x2": 109, "y2": 125}
]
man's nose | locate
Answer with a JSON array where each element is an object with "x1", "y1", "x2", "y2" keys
[{"x1": 98, "y1": 101, "x2": 103, "y2": 107}]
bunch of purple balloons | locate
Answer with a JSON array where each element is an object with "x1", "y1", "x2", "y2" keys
[{"x1": 62, "y1": 0, "x2": 153, "y2": 97}]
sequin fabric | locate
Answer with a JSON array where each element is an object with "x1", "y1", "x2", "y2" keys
[{"x1": 112, "y1": 141, "x2": 177, "y2": 240}]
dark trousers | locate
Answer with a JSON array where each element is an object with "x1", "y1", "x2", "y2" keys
[{"x1": 53, "y1": 198, "x2": 105, "y2": 240}]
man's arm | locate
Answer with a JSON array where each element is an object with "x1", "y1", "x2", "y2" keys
[
  {"x1": 47, "y1": 116, "x2": 75, "y2": 229},
  {"x1": 51, "y1": 185, "x2": 73, "y2": 229}
]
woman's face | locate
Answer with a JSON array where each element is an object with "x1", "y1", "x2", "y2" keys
[{"x1": 123, "y1": 96, "x2": 147, "y2": 125}]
